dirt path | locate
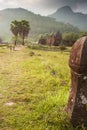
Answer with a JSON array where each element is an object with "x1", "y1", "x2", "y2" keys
[{"x1": 14, "y1": 45, "x2": 24, "y2": 51}]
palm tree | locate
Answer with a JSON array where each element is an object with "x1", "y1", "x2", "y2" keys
[
  {"x1": 10, "y1": 20, "x2": 20, "y2": 45},
  {"x1": 19, "y1": 20, "x2": 30, "y2": 45}
]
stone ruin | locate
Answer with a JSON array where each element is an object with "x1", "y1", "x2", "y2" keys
[
  {"x1": 66, "y1": 36, "x2": 87, "y2": 127},
  {"x1": 38, "y1": 32, "x2": 62, "y2": 46}
]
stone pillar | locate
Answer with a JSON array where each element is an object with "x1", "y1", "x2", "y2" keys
[{"x1": 66, "y1": 36, "x2": 87, "y2": 127}]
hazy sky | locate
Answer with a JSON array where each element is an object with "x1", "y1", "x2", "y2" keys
[{"x1": 0, "y1": 0, "x2": 87, "y2": 15}]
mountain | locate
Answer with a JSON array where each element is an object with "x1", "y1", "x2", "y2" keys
[
  {"x1": 49, "y1": 6, "x2": 87, "y2": 31},
  {"x1": 0, "y1": 7, "x2": 79, "y2": 41}
]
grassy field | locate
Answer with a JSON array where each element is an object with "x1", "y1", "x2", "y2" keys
[{"x1": 0, "y1": 45, "x2": 85, "y2": 130}]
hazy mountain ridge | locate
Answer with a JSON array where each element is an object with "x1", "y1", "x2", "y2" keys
[
  {"x1": 49, "y1": 6, "x2": 87, "y2": 30},
  {"x1": 0, "y1": 7, "x2": 79, "y2": 41}
]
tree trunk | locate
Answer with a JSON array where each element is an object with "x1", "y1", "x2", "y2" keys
[
  {"x1": 14, "y1": 36, "x2": 18, "y2": 46},
  {"x1": 14, "y1": 40, "x2": 17, "y2": 46},
  {"x1": 22, "y1": 37, "x2": 25, "y2": 45}
]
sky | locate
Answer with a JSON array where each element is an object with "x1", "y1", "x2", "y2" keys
[{"x1": 0, "y1": 0, "x2": 87, "y2": 15}]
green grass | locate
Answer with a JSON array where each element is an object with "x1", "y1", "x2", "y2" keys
[{"x1": 0, "y1": 45, "x2": 85, "y2": 130}]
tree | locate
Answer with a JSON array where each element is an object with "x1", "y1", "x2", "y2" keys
[
  {"x1": 10, "y1": 20, "x2": 20, "y2": 45},
  {"x1": 19, "y1": 20, "x2": 30, "y2": 45},
  {"x1": 79, "y1": 31, "x2": 87, "y2": 38},
  {"x1": 54, "y1": 31, "x2": 62, "y2": 46},
  {"x1": 62, "y1": 33, "x2": 79, "y2": 46},
  {"x1": 10, "y1": 20, "x2": 30, "y2": 46}
]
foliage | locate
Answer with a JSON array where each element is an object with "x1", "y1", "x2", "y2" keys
[
  {"x1": 10, "y1": 20, "x2": 30, "y2": 45},
  {"x1": 10, "y1": 20, "x2": 19, "y2": 36},
  {"x1": 59, "y1": 44, "x2": 67, "y2": 51},
  {"x1": 61, "y1": 32, "x2": 87, "y2": 46},
  {"x1": 10, "y1": 20, "x2": 20, "y2": 45},
  {"x1": 63, "y1": 33, "x2": 79, "y2": 42},
  {"x1": 79, "y1": 31, "x2": 87, "y2": 38},
  {"x1": 62, "y1": 33, "x2": 79, "y2": 46},
  {"x1": 18, "y1": 20, "x2": 30, "y2": 45}
]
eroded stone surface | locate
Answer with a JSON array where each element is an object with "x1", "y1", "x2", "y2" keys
[{"x1": 66, "y1": 36, "x2": 87, "y2": 127}]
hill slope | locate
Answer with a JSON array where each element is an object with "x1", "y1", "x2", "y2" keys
[
  {"x1": 0, "y1": 8, "x2": 79, "y2": 41},
  {"x1": 49, "y1": 6, "x2": 87, "y2": 31}
]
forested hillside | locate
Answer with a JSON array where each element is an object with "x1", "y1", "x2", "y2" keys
[
  {"x1": 0, "y1": 8, "x2": 79, "y2": 41},
  {"x1": 49, "y1": 6, "x2": 87, "y2": 31}
]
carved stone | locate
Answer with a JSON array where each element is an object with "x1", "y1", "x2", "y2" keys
[{"x1": 66, "y1": 36, "x2": 87, "y2": 127}]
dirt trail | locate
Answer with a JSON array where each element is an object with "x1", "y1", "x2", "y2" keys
[{"x1": 14, "y1": 45, "x2": 24, "y2": 51}]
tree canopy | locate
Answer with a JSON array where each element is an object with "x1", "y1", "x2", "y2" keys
[{"x1": 10, "y1": 20, "x2": 30, "y2": 45}]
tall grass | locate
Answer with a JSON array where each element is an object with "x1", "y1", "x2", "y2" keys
[{"x1": 0, "y1": 45, "x2": 85, "y2": 130}]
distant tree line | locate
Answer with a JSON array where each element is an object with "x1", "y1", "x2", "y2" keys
[
  {"x1": 62, "y1": 32, "x2": 87, "y2": 46},
  {"x1": 38, "y1": 31, "x2": 87, "y2": 46}
]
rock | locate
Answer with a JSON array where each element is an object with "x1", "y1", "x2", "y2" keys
[
  {"x1": 66, "y1": 36, "x2": 87, "y2": 127},
  {"x1": 5, "y1": 102, "x2": 15, "y2": 106}
]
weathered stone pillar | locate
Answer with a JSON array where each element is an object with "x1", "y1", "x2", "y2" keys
[{"x1": 66, "y1": 36, "x2": 87, "y2": 127}]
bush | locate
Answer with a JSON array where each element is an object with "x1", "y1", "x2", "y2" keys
[{"x1": 59, "y1": 44, "x2": 67, "y2": 51}]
